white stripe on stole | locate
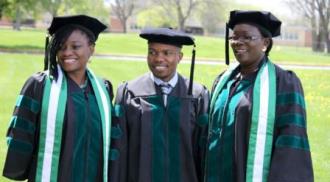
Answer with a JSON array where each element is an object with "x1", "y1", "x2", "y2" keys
[
  {"x1": 89, "y1": 70, "x2": 110, "y2": 177},
  {"x1": 253, "y1": 64, "x2": 270, "y2": 182},
  {"x1": 42, "y1": 69, "x2": 64, "y2": 182}
]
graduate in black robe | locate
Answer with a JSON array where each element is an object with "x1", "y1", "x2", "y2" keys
[
  {"x1": 3, "y1": 15, "x2": 113, "y2": 182},
  {"x1": 204, "y1": 10, "x2": 314, "y2": 182},
  {"x1": 109, "y1": 28, "x2": 209, "y2": 182}
]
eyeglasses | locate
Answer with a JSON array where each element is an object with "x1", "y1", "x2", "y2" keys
[
  {"x1": 228, "y1": 35, "x2": 261, "y2": 43},
  {"x1": 148, "y1": 49, "x2": 179, "y2": 58}
]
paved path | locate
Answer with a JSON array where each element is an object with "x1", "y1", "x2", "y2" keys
[
  {"x1": 1, "y1": 51, "x2": 330, "y2": 71},
  {"x1": 95, "y1": 54, "x2": 330, "y2": 71}
]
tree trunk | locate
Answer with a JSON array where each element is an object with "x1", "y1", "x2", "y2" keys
[
  {"x1": 316, "y1": 0, "x2": 330, "y2": 53},
  {"x1": 326, "y1": 39, "x2": 330, "y2": 53},
  {"x1": 316, "y1": 33, "x2": 325, "y2": 52},
  {"x1": 310, "y1": 14, "x2": 319, "y2": 51},
  {"x1": 123, "y1": 20, "x2": 127, "y2": 33},
  {"x1": 176, "y1": 1, "x2": 185, "y2": 31},
  {"x1": 178, "y1": 18, "x2": 185, "y2": 31},
  {"x1": 13, "y1": 6, "x2": 21, "y2": 31},
  {"x1": 322, "y1": 25, "x2": 330, "y2": 53}
]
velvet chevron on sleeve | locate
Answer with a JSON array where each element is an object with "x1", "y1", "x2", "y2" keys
[
  {"x1": 3, "y1": 72, "x2": 46, "y2": 181},
  {"x1": 268, "y1": 65, "x2": 313, "y2": 182}
]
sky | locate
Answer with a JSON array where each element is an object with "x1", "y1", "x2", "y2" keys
[{"x1": 235, "y1": 0, "x2": 291, "y2": 16}]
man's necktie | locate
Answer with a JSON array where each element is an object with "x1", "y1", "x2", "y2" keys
[{"x1": 160, "y1": 83, "x2": 172, "y2": 106}]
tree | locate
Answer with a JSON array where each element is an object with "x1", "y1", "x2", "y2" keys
[
  {"x1": 316, "y1": 0, "x2": 330, "y2": 53},
  {"x1": 197, "y1": 0, "x2": 228, "y2": 34},
  {"x1": 152, "y1": 0, "x2": 201, "y2": 31},
  {"x1": 0, "y1": 0, "x2": 9, "y2": 19},
  {"x1": 137, "y1": 6, "x2": 175, "y2": 28},
  {"x1": 38, "y1": 0, "x2": 108, "y2": 29},
  {"x1": 111, "y1": 0, "x2": 135, "y2": 33},
  {"x1": 40, "y1": 0, "x2": 62, "y2": 16},
  {"x1": 5, "y1": 0, "x2": 36, "y2": 30},
  {"x1": 286, "y1": 0, "x2": 330, "y2": 53},
  {"x1": 60, "y1": 0, "x2": 109, "y2": 24}
]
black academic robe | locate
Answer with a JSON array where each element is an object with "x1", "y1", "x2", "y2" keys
[
  {"x1": 205, "y1": 59, "x2": 314, "y2": 182},
  {"x1": 3, "y1": 72, "x2": 113, "y2": 182},
  {"x1": 110, "y1": 73, "x2": 209, "y2": 182}
]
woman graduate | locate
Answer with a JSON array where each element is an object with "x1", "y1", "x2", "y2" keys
[
  {"x1": 204, "y1": 10, "x2": 313, "y2": 182},
  {"x1": 3, "y1": 15, "x2": 112, "y2": 182}
]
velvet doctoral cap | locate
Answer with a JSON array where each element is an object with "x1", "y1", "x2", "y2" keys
[
  {"x1": 48, "y1": 14, "x2": 107, "y2": 40},
  {"x1": 140, "y1": 27, "x2": 195, "y2": 47},
  {"x1": 225, "y1": 10, "x2": 282, "y2": 65},
  {"x1": 228, "y1": 10, "x2": 282, "y2": 37}
]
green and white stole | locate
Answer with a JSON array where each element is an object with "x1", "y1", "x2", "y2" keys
[
  {"x1": 209, "y1": 60, "x2": 276, "y2": 182},
  {"x1": 36, "y1": 66, "x2": 111, "y2": 182}
]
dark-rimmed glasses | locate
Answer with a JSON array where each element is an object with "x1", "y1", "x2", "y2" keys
[{"x1": 228, "y1": 35, "x2": 261, "y2": 43}]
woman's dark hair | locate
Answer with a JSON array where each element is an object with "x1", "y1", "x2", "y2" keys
[
  {"x1": 45, "y1": 24, "x2": 96, "y2": 80},
  {"x1": 256, "y1": 25, "x2": 273, "y2": 56}
]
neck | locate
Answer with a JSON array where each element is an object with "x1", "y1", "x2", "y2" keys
[
  {"x1": 68, "y1": 71, "x2": 87, "y2": 86},
  {"x1": 240, "y1": 65, "x2": 259, "y2": 76},
  {"x1": 240, "y1": 56, "x2": 264, "y2": 75}
]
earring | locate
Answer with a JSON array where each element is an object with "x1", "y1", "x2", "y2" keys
[{"x1": 262, "y1": 47, "x2": 267, "y2": 52}]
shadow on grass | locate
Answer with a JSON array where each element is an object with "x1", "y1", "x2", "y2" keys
[{"x1": 0, "y1": 45, "x2": 44, "y2": 54}]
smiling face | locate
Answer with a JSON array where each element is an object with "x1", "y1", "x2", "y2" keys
[
  {"x1": 56, "y1": 29, "x2": 94, "y2": 78},
  {"x1": 147, "y1": 42, "x2": 183, "y2": 82},
  {"x1": 230, "y1": 23, "x2": 270, "y2": 71}
]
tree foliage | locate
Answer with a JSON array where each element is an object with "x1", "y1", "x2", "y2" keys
[
  {"x1": 39, "y1": 0, "x2": 108, "y2": 18},
  {"x1": 39, "y1": 0, "x2": 62, "y2": 16},
  {"x1": 0, "y1": 0, "x2": 9, "y2": 19},
  {"x1": 152, "y1": 0, "x2": 201, "y2": 31},
  {"x1": 137, "y1": 6, "x2": 175, "y2": 28},
  {"x1": 4, "y1": 0, "x2": 37, "y2": 30},
  {"x1": 2, "y1": 0, "x2": 108, "y2": 30},
  {"x1": 197, "y1": 0, "x2": 228, "y2": 34}
]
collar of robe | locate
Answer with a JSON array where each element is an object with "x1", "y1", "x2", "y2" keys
[
  {"x1": 209, "y1": 58, "x2": 276, "y2": 181},
  {"x1": 35, "y1": 65, "x2": 111, "y2": 182}
]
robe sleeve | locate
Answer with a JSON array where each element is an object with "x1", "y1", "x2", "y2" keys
[
  {"x1": 194, "y1": 85, "x2": 210, "y2": 181},
  {"x1": 109, "y1": 82, "x2": 128, "y2": 182},
  {"x1": 268, "y1": 69, "x2": 314, "y2": 182},
  {"x1": 3, "y1": 72, "x2": 46, "y2": 180}
]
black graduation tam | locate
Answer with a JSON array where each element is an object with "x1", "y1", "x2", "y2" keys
[
  {"x1": 225, "y1": 10, "x2": 282, "y2": 65},
  {"x1": 140, "y1": 27, "x2": 195, "y2": 47},
  {"x1": 48, "y1": 14, "x2": 107, "y2": 41},
  {"x1": 44, "y1": 15, "x2": 106, "y2": 79},
  {"x1": 228, "y1": 10, "x2": 281, "y2": 37},
  {"x1": 140, "y1": 27, "x2": 196, "y2": 95}
]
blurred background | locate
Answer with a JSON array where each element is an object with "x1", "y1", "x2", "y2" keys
[{"x1": 0, "y1": 0, "x2": 329, "y2": 53}]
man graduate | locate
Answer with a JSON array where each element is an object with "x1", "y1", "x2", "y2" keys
[{"x1": 110, "y1": 27, "x2": 209, "y2": 182}]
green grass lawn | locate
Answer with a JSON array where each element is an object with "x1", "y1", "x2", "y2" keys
[
  {"x1": 1, "y1": 28, "x2": 329, "y2": 65},
  {"x1": 0, "y1": 53, "x2": 329, "y2": 181}
]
